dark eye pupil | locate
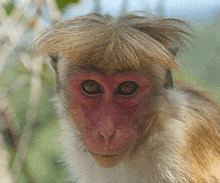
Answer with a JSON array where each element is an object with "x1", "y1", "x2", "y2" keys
[
  {"x1": 117, "y1": 81, "x2": 137, "y2": 95},
  {"x1": 81, "y1": 80, "x2": 102, "y2": 94}
]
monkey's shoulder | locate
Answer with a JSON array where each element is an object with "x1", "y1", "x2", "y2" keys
[
  {"x1": 172, "y1": 82, "x2": 220, "y2": 182},
  {"x1": 175, "y1": 81, "x2": 220, "y2": 120}
]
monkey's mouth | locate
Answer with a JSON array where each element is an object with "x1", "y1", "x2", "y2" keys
[
  {"x1": 87, "y1": 149, "x2": 127, "y2": 158},
  {"x1": 87, "y1": 148, "x2": 128, "y2": 168}
]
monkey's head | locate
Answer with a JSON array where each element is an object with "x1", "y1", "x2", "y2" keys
[{"x1": 33, "y1": 13, "x2": 188, "y2": 168}]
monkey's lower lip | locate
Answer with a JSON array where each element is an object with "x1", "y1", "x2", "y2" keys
[{"x1": 88, "y1": 149, "x2": 127, "y2": 157}]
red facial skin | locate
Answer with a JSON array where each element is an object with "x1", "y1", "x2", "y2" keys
[{"x1": 68, "y1": 72, "x2": 152, "y2": 166}]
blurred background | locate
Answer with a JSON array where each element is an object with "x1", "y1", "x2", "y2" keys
[{"x1": 0, "y1": 0, "x2": 219, "y2": 182}]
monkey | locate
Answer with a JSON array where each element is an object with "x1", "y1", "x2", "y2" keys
[{"x1": 32, "y1": 13, "x2": 220, "y2": 183}]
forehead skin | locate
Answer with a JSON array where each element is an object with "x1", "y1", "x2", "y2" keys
[
  {"x1": 68, "y1": 70, "x2": 152, "y2": 88},
  {"x1": 57, "y1": 59, "x2": 167, "y2": 92}
]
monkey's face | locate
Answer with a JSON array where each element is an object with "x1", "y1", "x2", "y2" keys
[{"x1": 67, "y1": 71, "x2": 152, "y2": 168}]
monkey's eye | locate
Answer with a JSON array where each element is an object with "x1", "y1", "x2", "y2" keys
[
  {"x1": 81, "y1": 80, "x2": 102, "y2": 95},
  {"x1": 116, "y1": 81, "x2": 138, "y2": 95}
]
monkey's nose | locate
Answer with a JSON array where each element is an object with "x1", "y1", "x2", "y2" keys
[{"x1": 99, "y1": 128, "x2": 116, "y2": 144}]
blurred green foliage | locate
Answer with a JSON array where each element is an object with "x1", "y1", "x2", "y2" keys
[
  {"x1": 3, "y1": 0, "x2": 79, "y2": 15},
  {"x1": 180, "y1": 23, "x2": 220, "y2": 88},
  {"x1": 56, "y1": 0, "x2": 79, "y2": 11},
  {"x1": 175, "y1": 22, "x2": 220, "y2": 101},
  {"x1": 3, "y1": 0, "x2": 15, "y2": 15},
  {"x1": 1, "y1": 61, "x2": 69, "y2": 182}
]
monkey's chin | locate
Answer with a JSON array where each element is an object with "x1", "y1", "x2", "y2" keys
[{"x1": 88, "y1": 150, "x2": 127, "y2": 168}]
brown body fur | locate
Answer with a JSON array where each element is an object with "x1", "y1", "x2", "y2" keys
[{"x1": 33, "y1": 13, "x2": 220, "y2": 182}]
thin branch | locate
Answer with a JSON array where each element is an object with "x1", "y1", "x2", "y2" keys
[
  {"x1": 93, "y1": 0, "x2": 101, "y2": 13},
  {"x1": 120, "y1": 0, "x2": 129, "y2": 15},
  {"x1": 11, "y1": 57, "x2": 44, "y2": 182}
]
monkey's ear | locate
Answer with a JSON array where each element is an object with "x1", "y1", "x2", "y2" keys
[
  {"x1": 50, "y1": 54, "x2": 59, "y2": 72},
  {"x1": 164, "y1": 47, "x2": 178, "y2": 89},
  {"x1": 50, "y1": 54, "x2": 61, "y2": 92},
  {"x1": 168, "y1": 47, "x2": 179, "y2": 56},
  {"x1": 164, "y1": 69, "x2": 174, "y2": 89}
]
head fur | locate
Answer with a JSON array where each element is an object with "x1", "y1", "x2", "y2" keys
[{"x1": 32, "y1": 13, "x2": 190, "y2": 73}]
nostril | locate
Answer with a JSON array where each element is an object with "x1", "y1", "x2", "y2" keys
[{"x1": 99, "y1": 129, "x2": 115, "y2": 144}]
